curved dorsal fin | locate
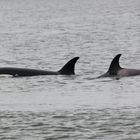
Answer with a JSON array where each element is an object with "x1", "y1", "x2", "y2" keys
[
  {"x1": 58, "y1": 57, "x2": 79, "y2": 75},
  {"x1": 107, "y1": 54, "x2": 122, "y2": 75}
]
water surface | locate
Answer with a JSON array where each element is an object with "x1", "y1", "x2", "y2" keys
[{"x1": 0, "y1": 0, "x2": 140, "y2": 139}]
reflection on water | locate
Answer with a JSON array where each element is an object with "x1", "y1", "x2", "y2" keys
[{"x1": 0, "y1": 0, "x2": 140, "y2": 139}]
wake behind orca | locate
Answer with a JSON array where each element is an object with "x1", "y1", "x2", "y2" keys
[
  {"x1": 0, "y1": 57, "x2": 79, "y2": 77},
  {"x1": 98, "y1": 54, "x2": 140, "y2": 78}
]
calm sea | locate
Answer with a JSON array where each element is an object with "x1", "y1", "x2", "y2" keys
[{"x1": 0, "y1": 0, "x2": 140, "y2": 139}]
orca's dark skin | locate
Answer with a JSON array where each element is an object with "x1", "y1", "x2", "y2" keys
[
  {"x1": 98, "y1": 54, "x2": 140, "y2": 79},
  {"x1": 0, "y1": 57, "x2": 79, "y2": 77}
]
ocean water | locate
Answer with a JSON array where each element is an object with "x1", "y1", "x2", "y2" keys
[{"x1": 0, "y1": 0, "x2": 140, "y2": 139}]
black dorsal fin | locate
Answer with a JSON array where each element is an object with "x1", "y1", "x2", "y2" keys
[
  {"x1": 107, "y1": 54, "x2": 122, "y2": 75},
  {"x1": 58, "y1": 57, "x2": 79, "y2": 75}
]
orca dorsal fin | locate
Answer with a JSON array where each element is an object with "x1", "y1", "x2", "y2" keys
[
  {"x1": 107, "y1": 54, "x2": 122, "y2": 75},
  {"x1": 58, "y1": 57, "x2": 79, "y2": 75}
]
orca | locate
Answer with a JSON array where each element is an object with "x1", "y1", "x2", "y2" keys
[
  {"x1": 98, "y1": 54, "x2": 140, "y2": 78},
  {"x1": 0, "y1": 57, "x2": 79, "y2": 77}
]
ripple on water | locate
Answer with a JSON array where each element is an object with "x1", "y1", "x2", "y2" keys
[
  {"x1": 0, "y1": 0, "x2": 140, "y2": 139},
  {"x1": 0, "y1": 107, "x2": 140, "y2": 139}
]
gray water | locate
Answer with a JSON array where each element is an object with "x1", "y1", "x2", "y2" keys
[{"x1": 0, "y1": 0, "x2": 140, "y2": 139}]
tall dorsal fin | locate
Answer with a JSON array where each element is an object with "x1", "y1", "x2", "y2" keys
[
  {"x1": 58, "y1": 57, "x2": 79, "y2": 75},
  {"x1": 107, "y1": 54, "x2": 122, "y2": 75}
]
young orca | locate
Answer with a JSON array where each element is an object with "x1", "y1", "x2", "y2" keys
[
  {"x1": 98, "y1": 54, "x2": 140, "y2": 78},
  {"x1": 0, "y1": 57, "x2": 79, "y2": 77}
]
